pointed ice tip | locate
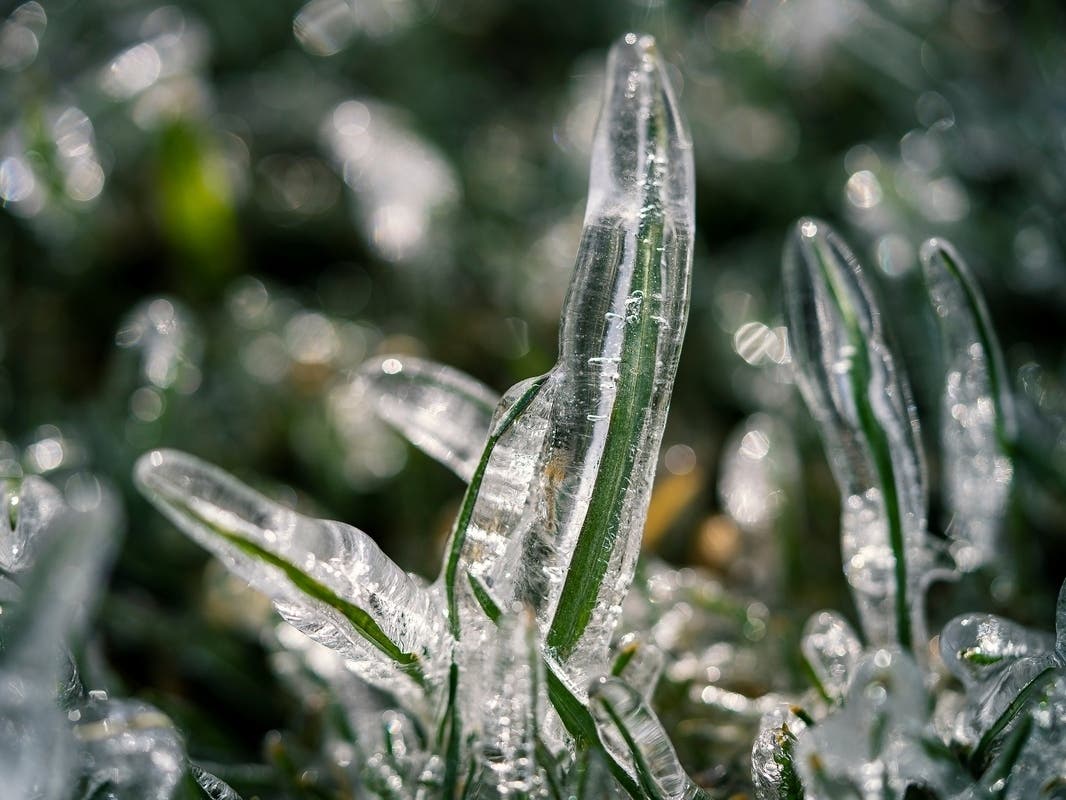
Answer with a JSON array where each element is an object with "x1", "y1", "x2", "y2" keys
[
  {"x1": 918, "y1": 236, "x2": 961, "y2": 271},
  {"x1": 611, "y1": 32, "x2": 658, "y2": 67},
  {"x1": 585, "y1": 31, "x2": 692, "y2": 228}
]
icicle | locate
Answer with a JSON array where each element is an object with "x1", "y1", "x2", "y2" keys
[
  {"x1": 920, "y1": 238, "x2": 1014, "y2": 572},
  {"x1": 135, "y1": 448, "x2": 448, "y2": 706},
  {"x1": 783, "y1": 218, "x2": 937, "y2": 650},
  {"x1": 354, "y1": 355, "x2": 498, "y2": 482}
]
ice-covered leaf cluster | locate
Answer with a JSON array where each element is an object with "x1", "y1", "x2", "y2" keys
[
  {"x1": 751, "y1": 220, "x2": 1064, "y2": 800},
  {"x1": 0, "y1": 474, "x2": 240, "y2": 800},
  {"x1": 136, "y1": 33, "x2": 707, "y2": 799}
]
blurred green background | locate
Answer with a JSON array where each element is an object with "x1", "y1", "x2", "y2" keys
[{"x1": 2, "y1": 0, "x2": 1065, "y2": 787}]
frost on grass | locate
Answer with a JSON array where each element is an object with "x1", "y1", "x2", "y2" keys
[{"x1": 137, "y1": 32, "x2": 700, "y2": 799}]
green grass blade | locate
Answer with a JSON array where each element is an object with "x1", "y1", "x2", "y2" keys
[
  {"x1": 920, "y1": 238, "x2": 1015, "y2": 571},
  {"x1": 783, "y1": 218, "x2": 933, "y2": 651},
  {"x1": 135, "y1": 449, "x2": 442, "y2": 698},
  {"x1": 590, "y1": 677, "x2": 708, "y2": 799}
]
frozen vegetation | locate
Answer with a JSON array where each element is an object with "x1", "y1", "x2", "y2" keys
[{"x1": 1, "y1": 26, "x2": 1063, "y2": 800}]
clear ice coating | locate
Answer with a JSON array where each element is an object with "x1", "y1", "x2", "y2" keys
[
  {"x1": 783, "y1": 219, "x2": 936, "y2": 650},
  {"x1": 134, "y1": 448, "x2": 448, "y2": 706},
  {"x1": 920, "y1": 238, "x2": 1015, "y2": 572},
  {"x1": 439, "y1": 30, "x2": 694, "y2": 689},
  {"x1": 794, "y1": 649, "x2": 965, "y2": 800},
  {"x1": 938, "y1": 580, "x2": 1065, "y2": 749},
  {"x1": 135, "y1": 32, "x2": 696, "y2": 799},
  {"x1": 590, "y1": 677, "x2": 707, "y2": 800},
  {"x1": 800, "y1": 610, "x2": 862, "y2": 705},
  {"x1": 0, "y1": 475, "x2": 65, "y2": 572},
  {"x1": 353, "y1": 354, "x2": 498, "y2": 482},
  {"x1": 74, "y1": 696, "x2": 187, "y2": 800},
  {"x1": 750, "y1": 705, "x2": 806, "y2": 800}
]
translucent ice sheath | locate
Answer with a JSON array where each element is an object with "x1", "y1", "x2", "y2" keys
[
  {"x1": 783, "y1": 220, "x2": 935, "y2": 650},
  {"x1": 435, "y1": 32, "x2": 694, "y2": 687}
]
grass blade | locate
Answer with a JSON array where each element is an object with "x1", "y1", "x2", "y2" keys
[
  {"x1": 355, "y1": 355, "x2": 498, "y2": 483},
  {"x1": 783, "y1": 219, "x2": 934, "y2": 651},
  {"x1": 135, "y1": 449, "x2": 444, "y2": 701}
]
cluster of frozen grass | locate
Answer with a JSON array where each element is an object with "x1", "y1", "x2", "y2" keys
[{"x1": 1, "y1": 31, "x2": 1063, "y2": 800}]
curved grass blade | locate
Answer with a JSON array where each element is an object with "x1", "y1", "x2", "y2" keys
[
  {"x1": 783, "y1": 219, "x2": 935, "y2": 651},
  {"x1": 590, "y1": 677, "x2": 708, "y2": 799},
  {"x1": 920, "y1": 238, "x2": 1015, "y2": 572},
  {"x1": 355, "y1": 355, "x2": 499, "y2": 483},
  {"x1": 135, "y1": 449, "x2": 444, "y2": 701}
]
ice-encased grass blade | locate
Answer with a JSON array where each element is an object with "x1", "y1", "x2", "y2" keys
[
  {"x1": 355, "y1": 355, "x2": 499, "y2": 483},
  {"x1": 920, "y1": 238, "x2": 1015, "y2": 572},
  {"x1": 794, "y1": 649, "x2": 966, "y2": 800},
  {"x1": 436, "y1": 32, "x2": 693, "y2": 691},
  {"x1": 542, "y1": 31, "x2": 692, "y2": 678},
  {"x1": 939, "y1": 580, "x2": 1065, "y2": 766},
  {"x1": 800, "y1": 611, "x2": 862, "y2": 706},
  {"x1": 783, "y1": 219, "x2": 933, "y2": 651},
  {"x1": 590, "y1": 678, "x2": 708, "y2": 800},
  {"x1": 750, "y1": 706, "x2": 806, "y2": 800},
  {"x1": 134, "y1": 449, "x2": 446, "y2": 702}
]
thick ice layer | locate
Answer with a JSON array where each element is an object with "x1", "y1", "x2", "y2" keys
[
  {"x1": 74, "y1": 697, "x2": 187, "y2": 800},
  {"x1": 477, "y1": 607, "x2": 546, "y2": 797},
  {"x1": 355, "y1": 355, "x2": 498, "y2": 482},
  {"x1": 920, "y1": 239, "x2": 1014, "y2": 572},
  {"x1": 750, "y1": 705, "x2": 806, "y2": 800},
  {"x1": 433, "y1": 32, "x2": 693, "y2": 692},
  {"x1": 135, "y1": 448, "x2": 448, "y2": 705},
  {"x1": 784, "y1": 219, "x2": 935, "y2": 649}
]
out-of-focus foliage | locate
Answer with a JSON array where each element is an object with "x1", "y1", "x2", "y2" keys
[{"x1": 1, "y1": 0, "x2": 1064, "y2": 798}]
